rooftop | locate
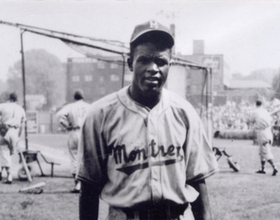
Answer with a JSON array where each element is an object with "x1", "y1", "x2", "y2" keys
[{"x1": 225, "y1": 80, "x2": 271, "y2": 89}]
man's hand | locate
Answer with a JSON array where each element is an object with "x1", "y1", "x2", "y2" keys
[{"x1": 0, "y1": 123, "x2": 8, "y2": 136}]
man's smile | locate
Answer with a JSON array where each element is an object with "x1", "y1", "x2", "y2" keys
[{"x1": 144, "y1": 76, "x2": 161, "y2": 85}]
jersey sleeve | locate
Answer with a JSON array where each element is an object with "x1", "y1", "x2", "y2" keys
[
  {"x1": 250, "y1": 111, "x2": 257, "y2": 124},
  {"x1": 0, "y1": 104, "x2": 3, "y2": 114},
  {"x1": 185, "y1": 108, "x2": 219, "y2": 184},
  {"x1": 21, "y1": 107, "x2": 26, "y2": 122},
  {"x1": 56, "y1": 105, "x2": 71, "y2": 127},
  {"x1": 77, "y1": 105, "x2": 106, "y2": 186}
]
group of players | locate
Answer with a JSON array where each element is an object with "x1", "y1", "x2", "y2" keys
[{"x1": 0, "y1": 20, "x2": 277, "y2": 220}]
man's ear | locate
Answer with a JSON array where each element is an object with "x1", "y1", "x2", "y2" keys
[{"x1": 127, "y1": 58, "x2": 133, "y2": 71}]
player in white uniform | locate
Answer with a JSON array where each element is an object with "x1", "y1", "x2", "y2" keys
[
  {"x1": 78, "y1": 20, "x2": 218, "y2": 220},
  {"x1": 0, "y1": 93, "x2": 26, "y2": 184},
  {"x1": 56, "y1": 90, "x2": 90, "y2": 192},
  {"x1": 251, "y1": 100, "x2": 278, "y2": 176}
]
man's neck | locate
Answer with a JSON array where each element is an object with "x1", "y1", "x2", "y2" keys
[{"x1": 129, "y1": 86, "x2": 161, "y2": 109}]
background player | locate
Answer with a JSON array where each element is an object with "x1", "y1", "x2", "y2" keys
[
  {"x1": 0, "y1": 127, "x2": 13, "y2": 184},
  {"x1": 56, "y1": 90, "x2": 90, "y2": 192},
  {"x1": 0, "y1": 92, "x2": 26, "y2": 184},
  {"x1": 251, "y1": 100, "x2": 278, "y2": 176},
  {"x1": 78, "y1": 20, "x2": 218, "y2": 220}
]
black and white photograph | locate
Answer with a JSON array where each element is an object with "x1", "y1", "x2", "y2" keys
[{"x1": 0, "y1": 1, "x2": 280, "y2": 220}]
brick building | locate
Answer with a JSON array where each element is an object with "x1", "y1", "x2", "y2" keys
[
  {"x1": 65, "y1": 57, "x2": 132, "y2": 104},
  {"x1": 64, "y1": 40, "x2": 272, "y2": 108},
  {"x1": 178, "y1": 40, "x2": 231, "y2": 106},
  {"x1": 178, "y1": 40, "x2": 272, "y2": 106},
  {"x1": 224, "y1": 79, "x2": 271, "y2": 103}
]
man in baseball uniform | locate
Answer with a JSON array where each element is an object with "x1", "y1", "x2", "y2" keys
[
  {"x1": 251, "y1": 100, "x2": 278, "y2": 176},
  {"x1": 78, "y1": 20, "x2": 218, "y2": 220},
  {"x1": 56, "y1": 90, "x2": 90, "y2": 193},
  {"x1": 0, "y1": 92, "x2": 26, "y2": 184}
]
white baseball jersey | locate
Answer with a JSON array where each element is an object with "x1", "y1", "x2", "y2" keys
[
  {"x1": 57, "y1": 100, "x2": 90, "y2": 130},
  {"x1": 252, "y1": 107, "x2": 272, "y2": 131},
  {"x1": 0, "y1": 102, "x2": 26, "y2": 127},
  {"x1": 0, "y1": 102, "x2": 26, "y2": 152},
  {"x1": 77, "y1": 86, "x2": 218, "y2": 208},
  {"x1": 57, "y1": 99, "x2": 90, "y2": 174}
]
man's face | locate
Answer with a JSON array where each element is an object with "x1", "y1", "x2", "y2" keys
[{"x1": 130, "y1": 42, "x2": 171, "y2": 97}]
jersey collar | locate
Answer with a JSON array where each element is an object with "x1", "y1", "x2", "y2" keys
[{"x1": 117, "y1": 86, "x2": 170, "y2": 116}]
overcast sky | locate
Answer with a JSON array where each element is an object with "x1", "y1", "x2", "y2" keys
[{"x1": 0, "y1": 0, "x2": 280, "y2": 81}]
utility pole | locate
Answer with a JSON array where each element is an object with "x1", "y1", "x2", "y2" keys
[{"x1": 20, "y1": 29, "x2": 29, "y2": 150}]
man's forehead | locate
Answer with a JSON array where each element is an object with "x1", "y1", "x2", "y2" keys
[
  {"x1": 135, "y1": 50, "x2": 171, "y2": 61},
  {"x1": 135, "y1": 43, "x2": 171, "y2": 54}
]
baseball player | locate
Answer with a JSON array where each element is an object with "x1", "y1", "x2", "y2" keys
[
  {"x1": 251, "y1": 100, "x2": 278, "y2": 176},
  {"x1": 56, "y1": 90, "x2": 90, "y2": 193},
  {"x1": 0, "y1": 129, "x2": 13, "y2": 183},
  {"x1": 78, "y1": 20, "x2": 218, "y2": 220},
  {"x1": 0, "y1": 92, "x2": 26, "y2": 184}
]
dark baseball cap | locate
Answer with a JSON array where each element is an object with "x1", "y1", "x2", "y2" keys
[
  {"x1": 9, "y1": 92, "x2": 18, "y2": 101},
  {"x1": 74, "y1": 89, "x2": 84, "y2": 100},
  {"x1": 130, "y1": 20, "x2": 174, "y2": 48}
]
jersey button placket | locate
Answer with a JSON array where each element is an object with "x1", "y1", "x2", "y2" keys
[{"x1": 148, "y1": 111, "x2": 162, "y2": 203}]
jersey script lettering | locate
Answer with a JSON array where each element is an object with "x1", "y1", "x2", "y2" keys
[{"x1": 108, "y1": 139, "x2": 183, "y2": 175}]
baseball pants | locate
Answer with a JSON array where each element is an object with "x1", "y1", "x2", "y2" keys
[
  {"x1": 3, "y1": 127, "x2": 20, "y2": 154},
  {"x1": 0, "y1": 137, "x2": 11, "y2": 167},
  {"x1": 257, "y1": 128, "x2": 274, "y2": 161},
  {"x1": 67, "y1": 129, "x2": 80, "y2": 175}
]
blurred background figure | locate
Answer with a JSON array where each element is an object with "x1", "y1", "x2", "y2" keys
[
  {"x1": 251, "y1": 100, "x2": 278, "y2": 176},
  {"x1": 0, "y1": 92, "x2": 26, "y2": 184},
  {"x1": 56, "y1": 90, "x2": 90, "y2": 193}
]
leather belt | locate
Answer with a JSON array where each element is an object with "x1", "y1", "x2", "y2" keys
[
  {"x1": 7, "y1": 125, "x2": 19, "y2": 129},
  {"x1": 69, "y1": 126, "x2": 80, "y2": 131},
  {"x1": 120, "y1": 202, "x2": 188, "y2": 220}
]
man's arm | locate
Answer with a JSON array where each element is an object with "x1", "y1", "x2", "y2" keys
[
  {"x1": 60, "y1": 121, "x2": 72, "y2": 131},
  {"x1": 18, "y1": 120, "x2": 24, "y2": 137},
  {"x1": 79, "y1": 181, "x2": 100, "y2": 220},
  {"x1": 190, "y1": 179, "x2": 212, "y2": 220}
]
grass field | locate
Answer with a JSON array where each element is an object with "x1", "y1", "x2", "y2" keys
[{"x1": 1, "y1": 134, "x2": 280, "y2": 220}]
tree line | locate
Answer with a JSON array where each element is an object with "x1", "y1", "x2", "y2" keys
[{"x1": 0, "y1": 49, "x2": 66, "y2": 111}]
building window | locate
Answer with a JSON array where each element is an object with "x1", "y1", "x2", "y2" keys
[
  {"x1": 110, "y1": 74, "x2": 120, "y2": 81},
  {"x1": 97, "y1": 62, "x2": 105, "y2": 69},
  {"x1": 85, "y1": 75, "x2": 93, "y2": 81},
  {"x1": 99, "y1": 76, "x2": 104, "y2": 83},
  {"x1": 125, "y1": 73, "x2": 133, "y2": 82},
  {"x1": 191, "y1": 85, "x2": 197, "y2": 93},
  {"x1": 214, "y1": 85, "x2": 220, "y2": 91},
  {"x1": 110, "y1": 63, "x2": 118, "y2": 69},
  {"x1": 99, "y1": 87, "x2": 106, "y2": 95},
  {"x1": 72, "y1": 75, "x2": 80, "y2": 82}
]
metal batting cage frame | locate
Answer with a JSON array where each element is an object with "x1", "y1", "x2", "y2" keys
[{"x1": 0, "y1": 20, "x2": 213, "y2": 150}]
